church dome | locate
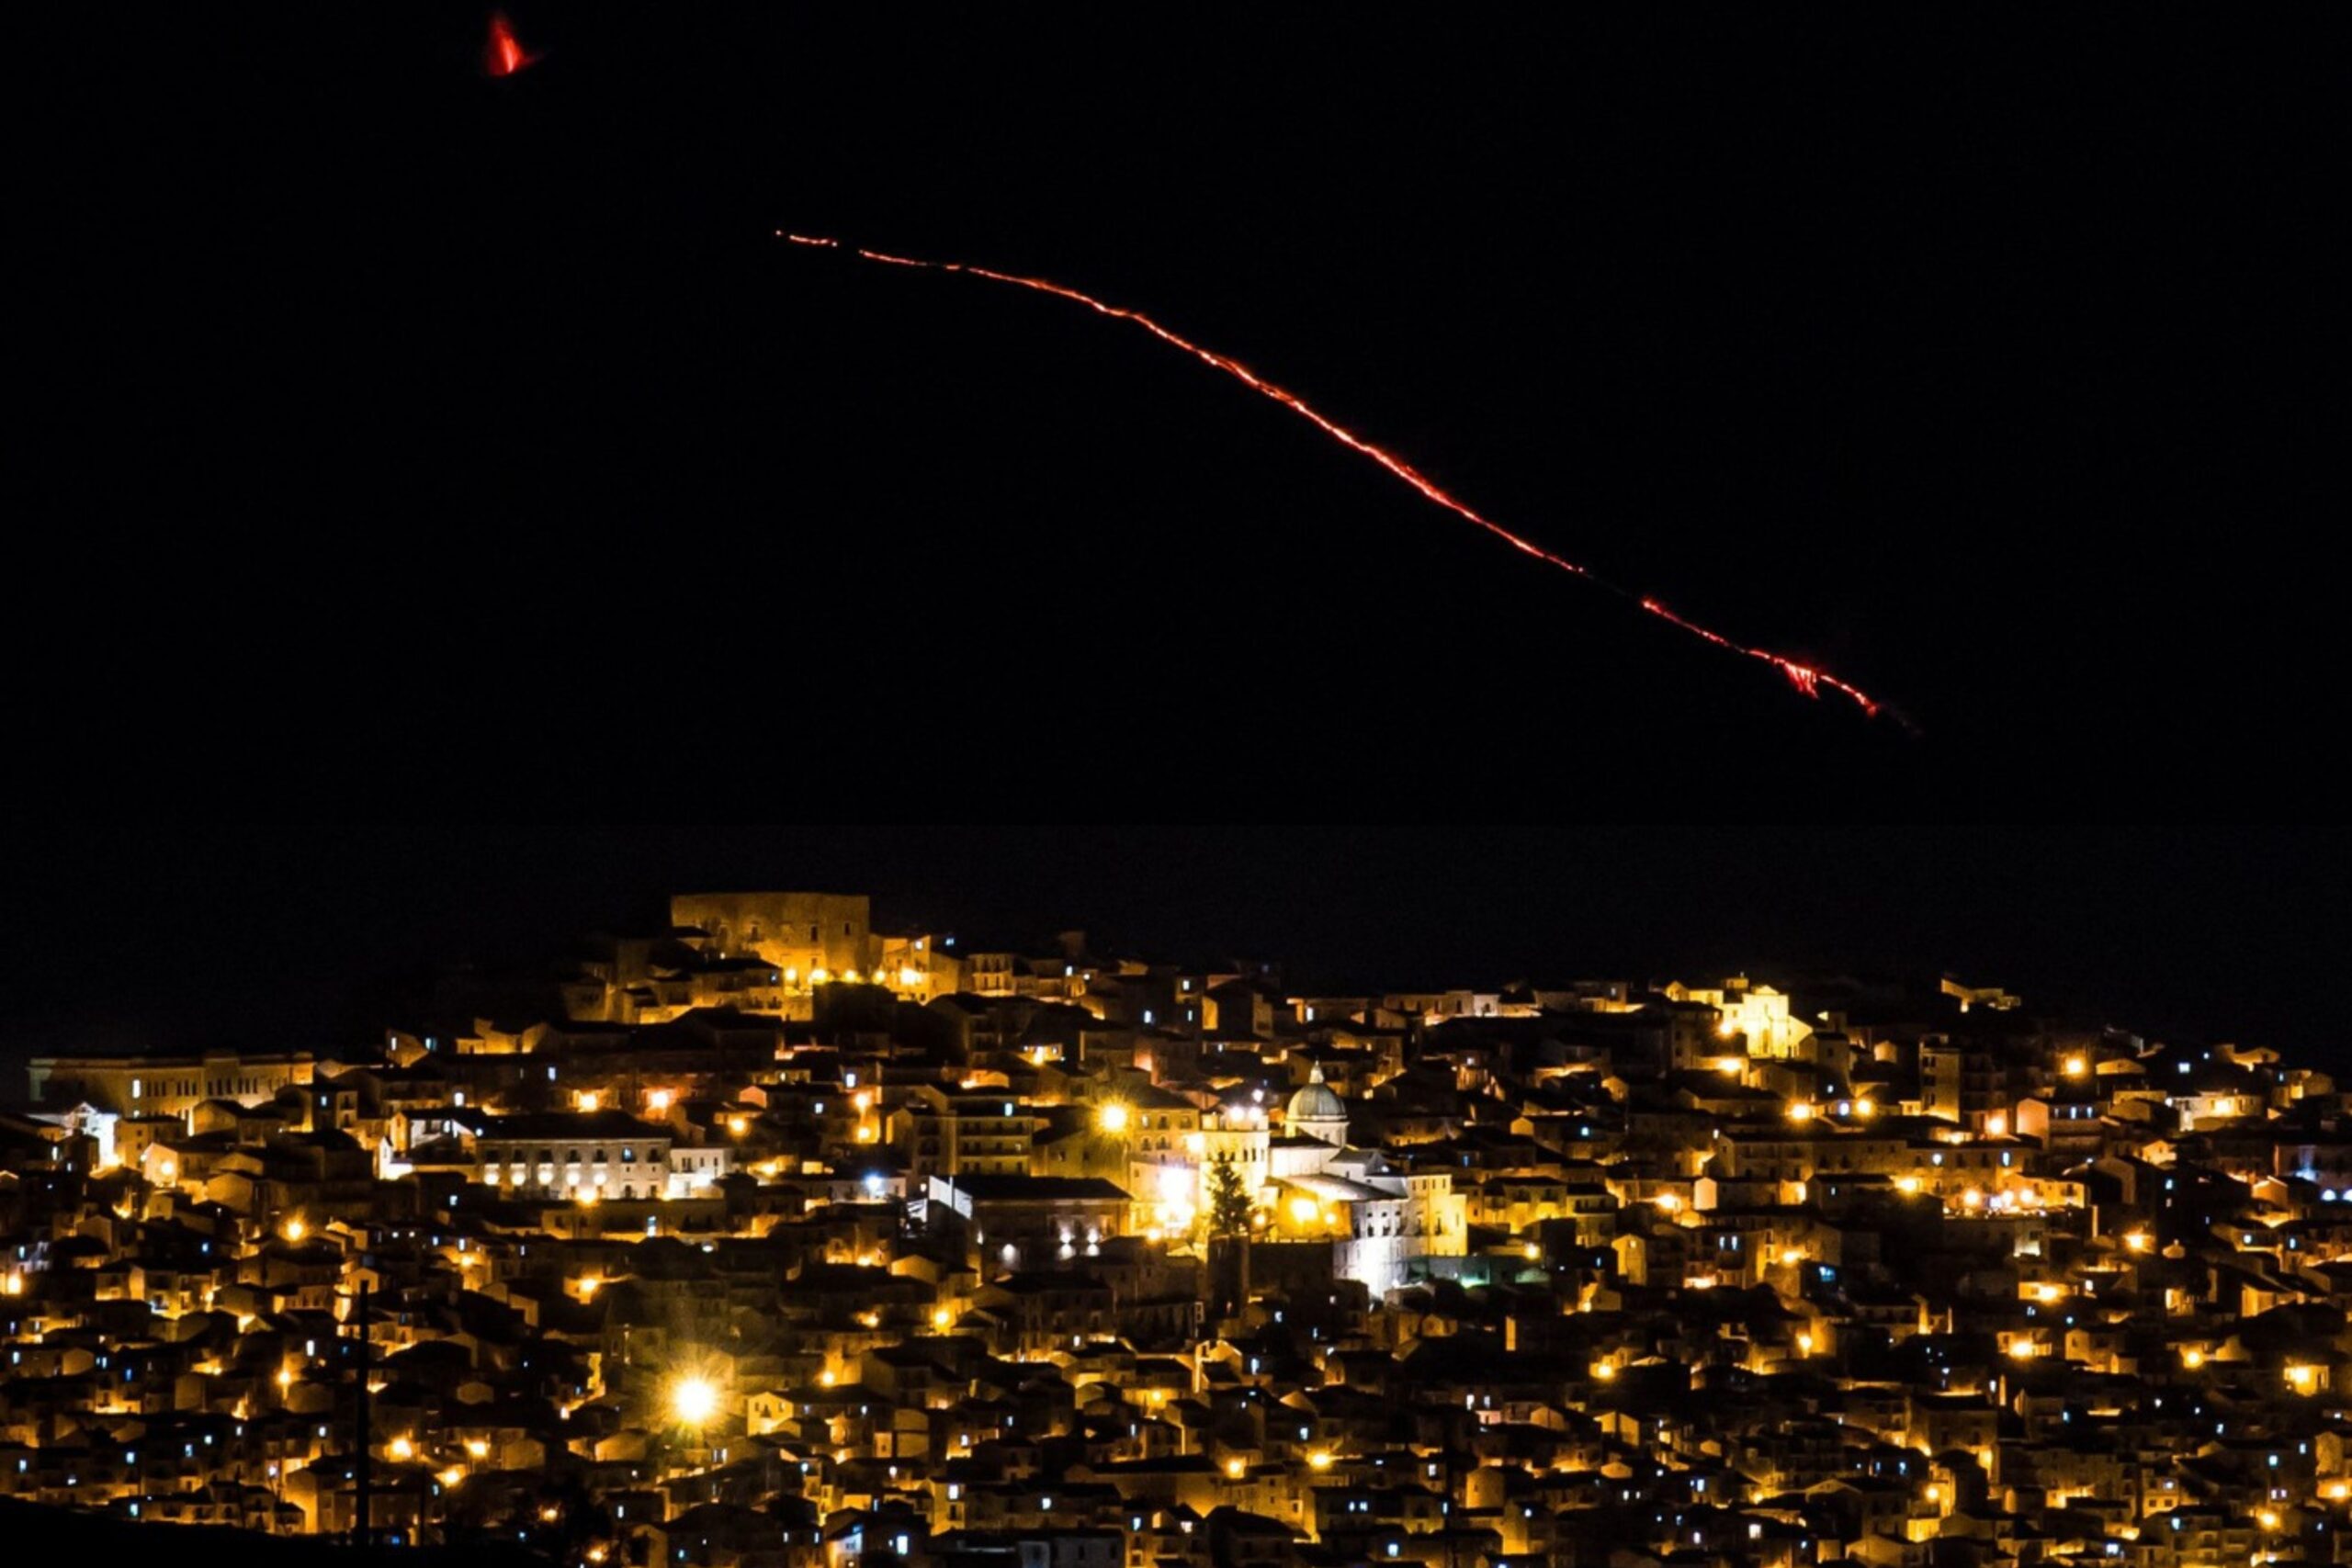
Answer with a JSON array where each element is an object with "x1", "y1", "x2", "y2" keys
[
  {"x1": 1286, "y1": 1078, "x2": 1345, "y2": 1125},
  {"x1": 1284, "y1": 1066, "x2": 1349, "y2": 1144}
]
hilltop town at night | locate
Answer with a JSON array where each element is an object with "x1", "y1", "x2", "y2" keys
[{"x1": 3, "y1": 889, "x2": 2342, "y2": 1568}]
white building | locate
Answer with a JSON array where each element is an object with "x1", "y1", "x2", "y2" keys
[
  {"x1": 469, "y1": 1111, "x2": 673, "y2": 1201},
  {"x1": 667, "y1": 1141, "x2": 736, "y2": 1196},
  {"x1": 1269, "y1": 1072, "x2": 1467, "y2": 1292}
]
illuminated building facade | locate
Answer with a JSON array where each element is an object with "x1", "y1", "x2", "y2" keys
[
  {"x1": 24, "y1": 1050, "x2": 316, "y2": 1122},
  {"x1": 468, "y1": 1110, "x2": 673, "y2": 1200}
]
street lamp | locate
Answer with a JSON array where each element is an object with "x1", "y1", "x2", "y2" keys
[{"x1": 672, "y1": 1375, "x2": 718, "y2": 1427}]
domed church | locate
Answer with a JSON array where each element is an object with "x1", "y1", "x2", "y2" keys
[
  {"x1": 1283, "y1": 1064, "x2": 1351, "y2": 1147},
  {"x1": 1266, "y1": 1060, "x2": 1469, "y2": 1293}
]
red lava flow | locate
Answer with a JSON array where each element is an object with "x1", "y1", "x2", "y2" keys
[
  {"x1": 486, "y1": 13, "x2": 535, "y2": 77},
  {"x1": 781, "y1": 232, "x2": 1892, "y2": 722}
]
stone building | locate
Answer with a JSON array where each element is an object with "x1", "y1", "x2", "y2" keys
[{"x1": 26, "y1": 1050, "x2": 315, "y2": 1122}]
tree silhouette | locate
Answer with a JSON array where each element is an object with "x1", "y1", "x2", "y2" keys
[{"x1": 1206, "y1": 1156, "x2": 1252, "y2": 1238}]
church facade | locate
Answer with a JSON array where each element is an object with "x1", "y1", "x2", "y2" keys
[{"x1": 1269, "y1": 1066, "x2": 1468, "y2": 1292}]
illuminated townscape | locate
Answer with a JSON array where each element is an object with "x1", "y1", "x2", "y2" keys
[{"x1": 4, "y1": 890, "x2": 2346, "y2": 1568}]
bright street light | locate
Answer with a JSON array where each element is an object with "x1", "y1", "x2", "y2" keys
[{"x1": 672, "y1": 1375, "x2": 719, "y2": 1426}]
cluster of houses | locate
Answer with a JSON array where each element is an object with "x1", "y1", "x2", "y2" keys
[{"x1": 4, "y1": 893, "x2": 2348, "y2": 1568}]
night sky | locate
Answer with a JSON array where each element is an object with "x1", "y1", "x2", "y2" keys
[
  {"x1": 4, "y1": 828, "x2": 2348, "y2": 1080},
  {"x1": 20, "y1": 11, "x2": 2339, "y2": 811}
]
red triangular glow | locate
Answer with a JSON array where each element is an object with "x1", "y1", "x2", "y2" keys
[{"x1": 486, "y1": 12, "x2": 535, "y2": 78}]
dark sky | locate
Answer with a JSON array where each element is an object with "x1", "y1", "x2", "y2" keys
[
  {"x1": 4, "y1": 828, "x2": 2347, "y2": 1077},
  {"x1": 18, "y1": 10, "x2": 2339, "y2": 812}
]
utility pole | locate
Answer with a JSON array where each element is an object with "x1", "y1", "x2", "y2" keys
[{"x1": 354, "y1": 1278, "x2": 371, "y2": 1552}]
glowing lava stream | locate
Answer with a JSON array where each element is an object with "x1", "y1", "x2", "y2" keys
[
  {"x1": 486, "y1": 12, "x2": 536, "y2": 77},
  {"x1": 782, "y1": 231, "x2": 1888, "y2": 719}
]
